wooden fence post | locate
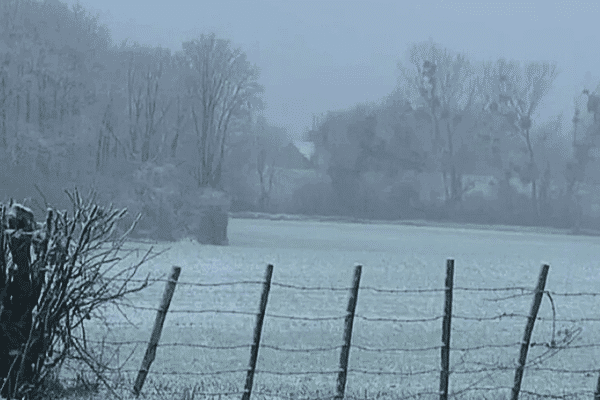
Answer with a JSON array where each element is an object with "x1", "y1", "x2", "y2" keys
[
  {"x1": 242, "y1": 264, "x2": 274, "y2": 400},
  {"x1": 511, "y1": 264, "x2": 550, "y2": 400},
  {"x1": 335, "y1": 265, "x2": 362, "y2": 400},
  {"x1": 439, "y1": 259, "x2": 454, "y2": 400},
  {"x1": 133, "y1": 266, "x2": 181, "y2": 397}
]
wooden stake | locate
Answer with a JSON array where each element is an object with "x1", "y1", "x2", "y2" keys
[{"x1": 133, "y1": 266, "x2": 181, "y2": 396}]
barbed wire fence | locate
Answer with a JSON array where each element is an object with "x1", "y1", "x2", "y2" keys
[{"x1": 66, "y1": 260, "x2": 600, "y2": 400}]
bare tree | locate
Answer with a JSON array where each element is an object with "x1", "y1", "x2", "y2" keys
[
  {"x1": 566, "y1": 86, "x2": 600, "y2": 231},
  {"x1": 582, "y1": 89, "x2": 600, "y2": 125},
  {"x1": 0, "y1": 189, "x2": 164, "y2": 399},
  {"x1": 256, "y1": 147, "x2": 277, "y2": 211},
  {"x1": 0, "y1": 53, "x2": 10, "y2": 149},
  {"x1": 124, "y1": 46, "x2": 172, "y2": 163},
  {"x1": 251, "y1": 115, "x2": 284, "y2": 212},
  {"x1": 168, "y1": 95, "x2": 187, "y2": 159},
  {"x1": 96, "y1": 98, "x2": 114, "y2": 171},
  {"x1": 141, "y1": 61, "x2": 171, "y2": 163},
  {"x1": 126, "y1": 50, "x2": 142, "y2": 158},
  {"x1": 182, "y1": 33, "x2": 262, "y2": 188},
  {"x1": 481, "y1": 59, "x2": 558, "y2": 218},
  {"x1": 400, "y1": 41, "x2": 480, "y2": 206},
  {"x1": 0, "y1": 0, "x2": 110, "y2": 172}
]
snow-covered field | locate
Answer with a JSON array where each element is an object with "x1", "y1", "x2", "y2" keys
[{"x1": 87, "y1": 218, "x2": 600, "y2": 398}]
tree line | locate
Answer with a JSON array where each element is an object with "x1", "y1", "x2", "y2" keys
[
  {"x1": 307, "y1": 41, "x2": 599, "y2": 230},
  {"x1": 1, "y1": 0, "x2": 599, "y2": 231},
  {"x1": 0, "y1": 0, "x2": 269, "y2": 197}
]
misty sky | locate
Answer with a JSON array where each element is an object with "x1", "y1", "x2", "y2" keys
[{"x1": 63, "y1": 0, "x2": 600, "y2": 140}]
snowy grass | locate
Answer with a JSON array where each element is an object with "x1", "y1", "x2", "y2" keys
[{"x1": 79, "y1": 218, "x2": 600, "y2": 399}]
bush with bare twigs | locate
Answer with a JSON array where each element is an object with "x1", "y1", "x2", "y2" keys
[{"x1": 0, "y1": 189, "x2": 165, "y2": 400}]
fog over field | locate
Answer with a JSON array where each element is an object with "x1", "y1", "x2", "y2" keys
[
  {"x1": 4, "y1": 0, "x2": 600, "y2": 233},
  {"x1": 84, "y1": 218, "x2": 600, "y2": 398},
  {"x1": 3, "y1": 1, "x2": 600, "y2": 397}
]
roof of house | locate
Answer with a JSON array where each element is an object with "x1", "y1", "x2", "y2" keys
[
  {"x1": 292, "y1": 140, "x2": 315, "y2": 160},
  {"x1": 277, "y1": 141, "x2": 314, "y2": 170}
]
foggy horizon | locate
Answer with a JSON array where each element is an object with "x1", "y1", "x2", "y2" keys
[
  {"x1": 61, "y1": 0, "x2": 600, "y2": 140},
  {"x1": 3, "y1": 3, "x2": 600, "y2": 397}
]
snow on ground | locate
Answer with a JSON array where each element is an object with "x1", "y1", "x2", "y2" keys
[{"x1": 83, "y1": 218, "x2": 600, "y2": 398}]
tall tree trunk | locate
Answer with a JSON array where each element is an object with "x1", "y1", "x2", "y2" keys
[
  {"x1": 524, "y1": 128, "x2": 538, "y2": 219},
  {"x1": 26, "y1": 87, "x2": 30, "y2": 123},
  {"x1": 0, "y1": 76, "x2": 7, "y2": 148},
  {"x1": 531, "y1": 180, "x2": 537, "y2": 219}
]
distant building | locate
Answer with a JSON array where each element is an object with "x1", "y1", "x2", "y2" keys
[{"x1": 278, "y1": 141, "x2": 314, "y2": 170}]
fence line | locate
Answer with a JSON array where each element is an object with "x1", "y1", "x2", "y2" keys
[
  {"x1": 80, "y1": 335, "x2": 600, "y2": 354},
  {"x1": 112, "y1": 276, "x2": 536, "y2": 294},
  {"x1": 81, "y1": 337, "x2": 579, "y2": 354},
  {"x1": 66, "y1": 364, "x2": 600, "y2": 378},
  {"x1": 72, "y1": 260, "x2": 600, "y2": 400},
  {"x1": 118, "y1": 302, "x2": 600, "y2": 324}
]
